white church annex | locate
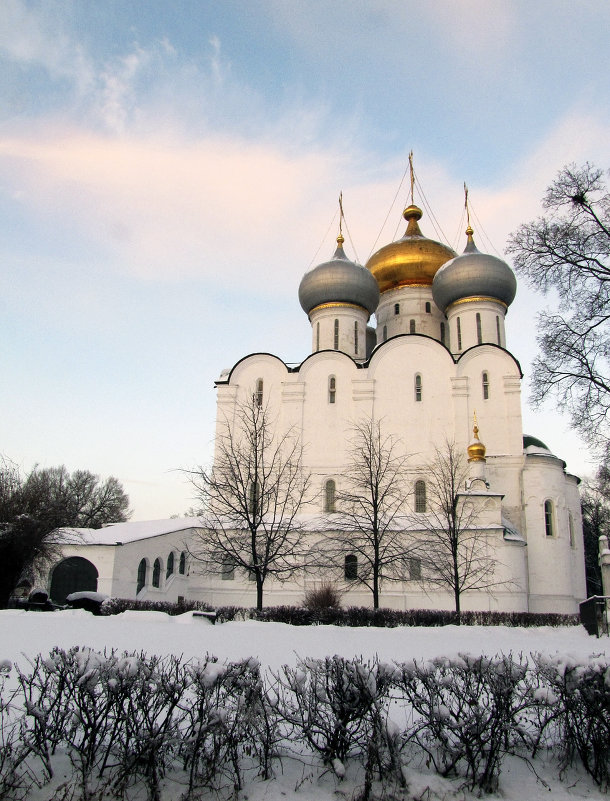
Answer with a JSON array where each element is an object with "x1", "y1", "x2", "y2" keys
[{"x1": 50, "y1": 188, "x2": 586, "y2": 613}]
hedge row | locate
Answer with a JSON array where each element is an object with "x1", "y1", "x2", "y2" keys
[
  {"x1": 100, "y1": 597, "x2": 579, "y2": 628},
  {"x1": 2, "y1": 647, "x2": 608, "y2": 800}
]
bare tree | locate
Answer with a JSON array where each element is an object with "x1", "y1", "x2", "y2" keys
[
  {"x1": 414, "y1": 441, "x2": 498, "y2": 622},
  {"x1": 507, "y1": 163, "x2": 610, "y2": 454},
  {"x1": 320, "y1": 419, "x2": 413, "y2": 609},
  {"x1": 0, "y1": 457, "x2": 130, "y2": 607},
  {"x1": 580, "y1": 463, "x2": 610, "y2": 597},
  {"x1": 189, "y1": 394, "x2": 310, "y2": 610}
]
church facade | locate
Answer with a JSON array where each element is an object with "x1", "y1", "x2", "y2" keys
[{"x1": 48, "y1": 197, "x2": 586, "y2": 613}]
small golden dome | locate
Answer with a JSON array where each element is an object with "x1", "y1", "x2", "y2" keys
[
  {"x1": 366, "y1": 205, "x2": 456, "y2": 293},
  {"x1": 467, "y1": 419, "x2": 487, "y2": 462}
]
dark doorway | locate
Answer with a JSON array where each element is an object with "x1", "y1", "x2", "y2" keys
[{"x1": 50, "y1": 557, "x2": 98, "y2": 604}]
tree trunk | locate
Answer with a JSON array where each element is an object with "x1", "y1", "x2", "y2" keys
[{"x1": 256, "y1": 574, "x2": 264, "y2": 611}]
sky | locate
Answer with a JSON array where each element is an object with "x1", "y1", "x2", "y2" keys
[{"x1": 1, "y1": 1, "x2": 609, "y2": 521}]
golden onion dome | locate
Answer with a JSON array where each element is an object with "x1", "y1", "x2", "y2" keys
[
  {"x1": 467, "y1": 419, "x2": 487, "y2": 462},
  {"x1": 366, "y1": 204, "x2": 456, "y2": 293}
]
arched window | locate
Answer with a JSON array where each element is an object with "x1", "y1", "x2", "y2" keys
[
  {"x1": 328, "y1": 375, "x2": 336, "y2": 404},
  {"x1": 383, "y1": 325, "x2": 388, "y2": 342},
  {"x1": 414, "y1": 374, "x2": 422, "y2": 402},
  {"x1": 179, "y1": 552, "x2": 186, "y2": 575},
  {"x1": 255, "y1": 378, "x2": 263, "y2": 407},
  {"x1": 249, "y1": 481, "x2": 260, "y2": 516},
  {"x1": 476, "y1": 312, "x2": 483, "y2": 344},
  {"x1": 457, "y1": 317, "x2": 462, "y2": 350},
  {"x1": 354, "y1": 321, "x2": 359, "y2": 355},
  {"x1": 152, "y1": 558, "x2": 161, "y2": 588},
  {"x1": 482, "y1": 371, "x2": 490, "y2": 400},
  {"x1": 166, "y1": 551, "x2": 175, "y2": 579},
  {"x1": 425, "y1": 302, "x2": 431, "y2": 314},
  {"x1": 415, "y1": 480, "x2": 426, "y2": 512},
  {"x1": 324, "y1": 479, "x2": 336, "y2": 512},
  {"x1": 544, "y1": 500, "x2": 554, "y2": 537},
  {"x1": 440, "y1": 322, "x2": 446, "y2": 346},
  {"x1": 334, "y1": 319, "x2": 339, "y2": 350},
  {"x1": 568, "y1": 512, "x2": 575, "y2": 547},
  {"x1": 409, "y1": 319, "x2": 416, "y2": 334},
  {"x1": 137, "y1": 559, "x2": 147, "y2": 594},
  {"x1": 496, "y1": 316, "x2": 501, "y2": 345},
  {"x1": 394, "y1": 303, "x2": 400, "y2": 315},
  {"x1": 316, "y1": 322, "x2": 320, "y2": 352},
  {"x1": 344, "y1": 554, "x2": 358, "y2": 580}
]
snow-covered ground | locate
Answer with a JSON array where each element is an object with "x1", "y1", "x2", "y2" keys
[{"x1": 1, "y1": 609, "x2": 608, "y2": 800}]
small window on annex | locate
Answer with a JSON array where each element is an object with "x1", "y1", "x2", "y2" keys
[
  {"x1": 221, "y1": 557, "x2": 235, "y2": 580},
  {"x1": 166, "y1": 551, "x2": 175, "y2": 579},
  {"x1": 137, "y1": 559, "x2": 147, "y2": 594},
  {"x1": 544, "y1": 500, "x2": 555, "y2": 537},
  {"x1": 152, "y1": 558, "x2": 161, "y2": 588},
  {"x1": 344, "y1": 554, "x2": 358, "y2": 580},
  {"x1": 255, "y1": 378, "x2": 264, "y2": 407},
  {"x1": 324, "y1": 479, "x2": 336, "y2": 513},
  {"x1": 409, "y1": 319, "x2": 416, "y2": 334},
  {"x1": 394, "y1": 303, "x2": 400, "y2": 315},
  {"x1": 496, "y1": 316, "x2": 501, "y2": 345},
  {"x1": 414, "y1": 374, "x2": 422, "y2": 402},
  {"x1": 409, "y1": 557, "x2": 422, "y2": 580},
  {"x1": 334, "y1": 319, "x2": 339, "y2": 350},
  {"x1": 457, "y1": 317, "x2": 462, "y2": 350},
  {"x1": 476, "y1": 312, "x2": 483, "y2": 344},
  {"x1": 179, "y1": 552, "x2": 186, "y2": 575},
  {"x1": 482, "y1": 371, "x2": 490, "y2": 400},
  {"x1": 440, "y1": 322, "x2": 446, "y2": 346},
  {"x1": 415, "y1": 480, "x2": 426, "y2": 512},
  {"x1": 568, "y1": 513, "x2": 575, "y2": 548},
  {"x1": 425, "y1": 302, "x2": 431, "y2": 314},
  {"x1": 328, "y1": 375, "x2": 336, "y2": 404}
]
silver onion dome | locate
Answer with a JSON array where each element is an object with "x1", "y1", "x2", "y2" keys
[
  {"x1": 299, "y1": 235, "x2": 380, "y2": 316},
  {"x1": 432, "y1": 228, "x2": 516, "y2": 313}
]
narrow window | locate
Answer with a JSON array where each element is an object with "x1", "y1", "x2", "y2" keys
[
  {"x1": 410, "y1": 319, "x2": 416, "y2": 334},
  {"x1": 414, "y1": 374, "x2": 422, "y2": 402},
  {"x1": 152, "y1": 558, "x2": 161, "y2": 588},
  {"x1": 316, "y1": 322, "x2": 320, "y2": 352},
  {"x1": 457, "y1": 317, "x2": 462, "y2": 350},
  {"x1": 179, "y1": 552, "x2": 186, "y2": 575},
  {"x1": 440, "y1": 322, "x2": 446, "y2": 345},
  {"x1": 137, "y1": 559, "x2": 147, "y2": 594},
  {"x1": 255, "y1": 378, "x2": 263, "y2": 407},
  {"x1": 344, "y1": 554, "x2": 358, "y2": 580},
  {"x1": 415, "y1": 479, "x2": 426, "y2": 512},
  {"x1": 354, "y1": 321, "x2": 359, "y2": 355},
  {"x1": 328, "y1": 375, "x2": 336, "y2": 404},
  {"x1": 476, "y1": 312, "x2": 482, "y2": 344},
  {"x1": 394, "y1": 303, "x2": 400, "y2": 315},
  {"x1": 249, "y1": 481, "x2": 260, "y2": 516},
  {"x1": 544, "y1": 500, "x2": 554, "y2": 537},
  {"x1": 334, "y1": 319, "x2": 339, "y2": 350},
  {"x1": 221, "y1": 557, "x2": 235, "y2": 580},
  {"x1": 569, "y1": 513, "x2": 575, "y2": 548},
  {"x1": 425, "y1": 302, "x2": 431, "y2": 314},
  {"x1": 496, "y1": 316, "x2": 501, "y2": 345},
  {"x1": 166, "y1": 551, "x2": 175, "y2": 579},
  {"x1": 324, "y1": 479, "x2": 336, "y2": 513},
  {"x1": 482, "y1": 371, "x2": 489, "y2": 400},
  {"x1": 383, "y1": 325, "x2": 388, "y2": 342},
  {"x1": 409, "y1": 557, "x2": 422, "y2": 580}
]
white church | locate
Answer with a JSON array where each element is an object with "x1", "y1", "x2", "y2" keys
[{"x1": 49, "y1": 189, "x2": 586, "y2": 614}]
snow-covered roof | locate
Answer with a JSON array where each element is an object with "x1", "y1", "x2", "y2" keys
[{"x1": 54, "y1": 518, "x2": 203, "y2": 546}]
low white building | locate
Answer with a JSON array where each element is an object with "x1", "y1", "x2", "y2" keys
[{"x1": 47, "y1": 199, "x2": 587, "y2": 613}]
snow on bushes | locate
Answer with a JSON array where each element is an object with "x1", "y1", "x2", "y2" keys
[{"x1": 1, "y1": 646, "x2": 610, "y2": 799}]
